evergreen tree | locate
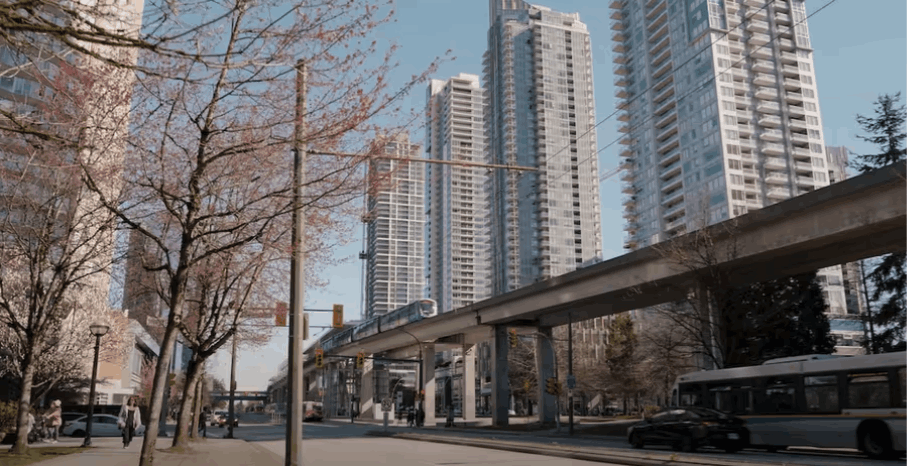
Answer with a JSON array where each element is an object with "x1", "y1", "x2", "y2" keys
[
  {"x1": 723, "y1": 272, "x2": 835, "y2": 367},
  {"x1": 853, "y1": 93, "x2": 907, "y2": 353}
]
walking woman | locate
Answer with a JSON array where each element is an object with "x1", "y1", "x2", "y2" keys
[
  {"x1": 45, "y1": 400, "x2": 62, "y2": 443},
  {"x1": 118, "y1": 397, "x2": 142, "y2": 448}
]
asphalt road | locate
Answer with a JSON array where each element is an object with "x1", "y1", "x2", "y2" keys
[{"x1": 214, "y1": 419, "x2": 901, "y2": 466}]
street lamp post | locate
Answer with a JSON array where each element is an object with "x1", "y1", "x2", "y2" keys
[
  {"x1": 396, "y1": 329, "x2": 424, "y2": 425},
  {"x1": 83, "y1": 323, "x2": 109, "y2": 447}
]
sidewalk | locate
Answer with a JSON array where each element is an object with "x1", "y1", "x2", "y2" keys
[{"x1": 24, "y1": 436, "x2": 282, "y2": 466}]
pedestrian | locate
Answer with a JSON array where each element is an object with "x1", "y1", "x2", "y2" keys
[
  {"x1": 118, "y1": 396, "x2": 142, "y2": 448},
  {"x1": 26, "y1": 408, "x2": 36, "y2": 444},
  {"x1": 446, "y1": 405, "x2": 454, "y2": 428},
  {"x1": 407, "y1": 409, "x2": 414, "y2": 427},
  {"x1": 45, "y1": 400, "x2": 62, "y2": 443},
  {"x1": 199, "y1": 406, "x2": 209, "y2": 438}
]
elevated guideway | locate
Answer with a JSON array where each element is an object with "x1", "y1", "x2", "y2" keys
[{"x1": 330, "y1": 163, "x2": 905, "y2": 356}]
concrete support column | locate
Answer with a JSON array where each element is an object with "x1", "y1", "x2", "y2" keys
[
  {"x1": 536, "y1": 325, "x2": 557, "y2": 425},
  {"x1": 359, "y1": 358, "x2": 376, "y2": 419},
  {"x1": 697, "y1": 282, "x2": 723, "y2": 370},
  {"x1": 491, "y1": 325, "x2": 510, "y2": 427},
  {"x1": 462, "y1": 344, "x2": 476, "y2": 422},
  {"x1": 421, "y1": 343, "x2": 436, "y2": 427}
]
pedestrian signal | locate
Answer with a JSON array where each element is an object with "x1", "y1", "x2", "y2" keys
[
  {"x1": 275, "y1": 301, "x2": 288, "y2": 327},
  {"x1": 315, "y1": 348, "x2": 324, "y2": 368},
  {"x1": 356, "y1": 351, "x2": 365, "y2": 368},
  {"x1": 332, "y1": 304, "x2": 344, "y2": 329},
  {"x1": 509, "y1": 328, "x2": 518, "y2": 348}
]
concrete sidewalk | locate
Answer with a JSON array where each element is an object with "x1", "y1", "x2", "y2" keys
[{"x1": 26, "y1": 436, "x2": 282, "y2": 466}]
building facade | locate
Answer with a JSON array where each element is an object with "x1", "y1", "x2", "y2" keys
[
  {"x1": 425, "y1": 73, "x2": 491, "y2": 314},
  {"x1": 610, "y1": 0, "x2": 852, "y2": 349},
  {"x1": 484, "y1": 0, "x2": 603, "y2": 295},
  {"x1": 365, "y1": 134, "x2": 426, "y2": 318}
]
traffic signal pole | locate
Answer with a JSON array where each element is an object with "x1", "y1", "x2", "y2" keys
[
  {"x1": 286, "y1": 59, "x2": 306, "y2": 466},
  {"x1": 568, "y1": 314, "x2": 573, "y2": 436}
]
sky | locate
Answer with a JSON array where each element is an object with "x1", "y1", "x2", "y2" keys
[{"x1": 211, "y1": 0, "x2": 907, "y2": 391}]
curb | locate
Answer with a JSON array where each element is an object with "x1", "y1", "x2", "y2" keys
[{"x1": 375, "y1": 432, "x2": 813, "y2": 466}]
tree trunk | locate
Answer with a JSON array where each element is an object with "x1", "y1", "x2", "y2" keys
[
  {"x1": 139, "y1": 310, "x2": 182, "y2": 466},
  {"x1": 11, "y1": 348, "x2": 37, "y2": 454},
  {"x1": 189, "y1": 372, "x2": 203, "y2": 440},
  {"x1": 172, "y1": 357, "x2": 203, "y2": 448}
]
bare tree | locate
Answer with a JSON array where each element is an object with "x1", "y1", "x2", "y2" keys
[{"x1": 76, "y1": 1, "x2": 444, "y2": 464}]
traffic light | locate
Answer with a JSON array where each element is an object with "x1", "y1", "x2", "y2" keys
[
  {"x1": 168, "y1": 373, "x2": 177, "y2": 387},
  {"x1": 275, "y1": 301, "x2": 287, "y2": 327},
  {"x1": 523, "y1": 379, "x2": 530, "y2": 392},
  {"x1": 546, "y1": 377, "x2": 558, "y2": 395},
  {"x1": 509, "y1": 328, "x2": 518, "y2": 348},
  {"x1": 332, "y1": 304, "x2": 344, "y2": 329},
  {"x1": 315, "y1": 348, "x2": 324, "y2": 368},
  {"x1": 356, "y1": 351, "x2": 365, "y2": 368}
]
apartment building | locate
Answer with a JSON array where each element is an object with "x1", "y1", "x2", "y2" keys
[
  {"x1": 365, "y1": 134, "x2": 426, "y2": 318},
  {"x1": 425, "y1": 73, "x2": 491, "y2": 314},
  {"x1": 484, "y1": 0, "x2": 603, "y2": 295},
  {"x1": 610, "y1": 0, "x2": 852, "y2": 345}
]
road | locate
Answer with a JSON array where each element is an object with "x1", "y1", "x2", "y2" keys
[{"x1": 213, "y1": 416, "x2": 900, "y2": 466}]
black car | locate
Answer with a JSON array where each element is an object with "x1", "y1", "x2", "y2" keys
[{"x1": 627, "y1": 407, "x2": 748, "y2": 453}]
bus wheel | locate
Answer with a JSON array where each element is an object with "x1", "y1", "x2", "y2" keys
[{"x1": 861, "y1": 427, "x2": 894, "y2": 460}]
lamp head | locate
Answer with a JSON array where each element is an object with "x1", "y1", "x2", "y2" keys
[{"x1": 89, "y1": 323, "x2": 110, "y2": 337}]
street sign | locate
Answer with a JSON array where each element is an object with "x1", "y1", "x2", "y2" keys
[
  {"x1": 567, "y1": 374, "x2": 576, "y2": 390},
  {"x1": 381, "y1": 398, "x2": 392, "y2": 412}
]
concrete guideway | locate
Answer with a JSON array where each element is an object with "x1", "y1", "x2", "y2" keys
[{"x1": 380, "y1": 431, "x2": 816, "y2": 466}]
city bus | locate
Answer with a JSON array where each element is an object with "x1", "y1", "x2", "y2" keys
[{"x1": 671, "y1": 351, "x2": 906, "y2": 459}]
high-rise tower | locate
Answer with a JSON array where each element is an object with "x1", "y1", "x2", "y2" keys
[
  {"x1": 365, "y1": 134, "x2": 426, "y2": 318},
  {"x1": 611, "y1": 0, "x2": 849, "y2": 346},
  {"x1": 425, "y1": 73, "x2": 490, "y2": 313},
  {"x1": 484, "y1": 1, "x2": 603, "y2": 295}
]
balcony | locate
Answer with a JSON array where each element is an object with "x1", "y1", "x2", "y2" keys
[
  {"x1": 654, "y1": 98, "x2": 676, "y2": 117},
  {"x1": 620, "y1": 147, "x2": 634, "y2": 158},
  {"x1": 647, "y1": 10, "x2": 668, "y2": 34},
  {"x1": 744, "y1": 0, "x2": 764, "y2": 6},
  {"x1": 783, "y1": 78, "x2": 802, "y2": 90},
  {"x1": 754, "y1": 87, "x2": 777, "y2": 100},
  {"x1": 786, "y1": 91, "x2": 804, "y2": 103},
  {"x1": 617, "y1": 111, "x2": 630, "y2": 122},
  {"x1": 662, "y1": 188, "x2": 684, "y2": 206},
  {"x1": 735, "y1": 96, "x2": 752, "y2": 107},
  {"x1": 646, "y1": 0, "x2": 667, "y2": 19},
  {"x1": 774, "y1": 0, "x2": 789, "y2": 11},
  {"x1": 610, "y1": 9, "x2": 623, "y2": 20},
  {"x1": 738, "y1": 123, "x2": 754, "y2": 135},
  {"x1": 790, "y1": 132, "x2": 809, "y2": 144},
  {"x1": 649, "y1": 21, "x2": 669, "y2": 44},
  {"x1": 788, "y1": 105, "x2": 805, "y2": 116},
  {"x1": 611, "y1": 19, "x2": 625, "y2": 31},
  {"x1": 766, "y1": 187, "x2": 790, "y2": 199},
  {"x1": 764, "y1": 157, "x2": 787, "y2": 169},
  {"x1": 749, "y1": 46, "x2": 772, "y2": 59},
  {"x1": 622, "y1": 196, "x2": 637, "y2": 208},
  {"x1": 654, "y1": 84, "x2": 675, "y2": 104},
  {"x1": 613, "y1": 43, "x2": 627, "y2": 54},
  {"x1": 613, "y1": 64, "x2": 629, "y2": 75},
  {"x1": 737, "y1": 110, "x2": 752, "y2": 122},
  {"x1": 762, "y1": 142, "x2": 785, "y2": 155},
  {"x1": 614, "y1": 75, "x2": 630, "y2": 87},
  {"x1": 753, "y1": 73, "x2": 777, "y2": 86},
  {"x1": 764, "y1": 172, "x2": 788, "y2": 184},
  {"x1": 758, "y1": 115, "x2": 782, "y2": 127},
  {"x1": 656, "y1": 111, "x2": 677, "y2": 129},
  {"x1": 664, "y1": 202, "x2": 685, "y2": 217},
  {"x1": 661, "y1": 159, "x2": 682, "y2": 179},
  {"x1": 778, "y1": 38, "x2": 795, "y2": 51},
  {"x1": 756, "y1": 101, "x2": 781, "y2": 114},
  {"x1": 752, "y1": 59, "x2": 774, "y2": 73},
  {"x1": 776, "y1": 12, "x2": 792, "y2": 24},
  {"x1": 657, "y1": 133, "x2": 680, "y2": 155},
  {"x1": 619, "y1": 135, "x2": 635, "y2": 146},
  {"x1": 792, "y1": 146, "x2": 811, "y2": 157},
  {"x1": 796, "y1": 176, "x2": 815, "y2": 187},
  {"x1": 781, "y1": 65, "x2": 799, "y2": 77},
  {"x1": 795, "y1": 161, "x2": 813, "y2": 171},
  {"x1": 615, "y1": 88, "x2": 628, "y2": 99},
  {"x1": 761, "y1": 128, "x2": 783, "y2": 141},
  {"x1": 612, "y1": 31, "x2": 628, "y2": 43},
  {"x1": 788, "y1": 118, "x2": 807, "y2": 130},
  {"x1": 665, "y1": 217, "x2": 685, "y2": 231},
  {"x1": 609, "y1": 0, "x2": 625, "y2": 8},
  {"x1": 748, "y1": 32, "x2": 770, "y2": 45},
  {"x1": 746, "y1": 19, "x2": 769, "y2": 33}
]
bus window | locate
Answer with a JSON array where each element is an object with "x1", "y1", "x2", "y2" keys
[
  {"x1": 755, "y1": 376, "x2": 797, "y2": 414},
  {"x1": 847, "y1": 372, "x2": 890, "y2": 409},
  {"x1": 899, "y1": 368, "x2": 906, "y2": 408},
  {"x1": 804, "y1": 375, "x2": 839, "y2": 413}
]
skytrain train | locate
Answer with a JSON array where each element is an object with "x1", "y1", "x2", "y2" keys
[{"x1": 320, "y1": 299, "x2": 438, "y2": 353}]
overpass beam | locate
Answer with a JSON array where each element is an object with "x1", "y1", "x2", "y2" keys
[
  {"x1": 421, "y1": 343, "x2": 436, "y2": 427},
  {"x1": 463, "y1": 344, "x2": 476, "y2": 423},
  {"x1": 491, "y1": 325, "x2": 510, "y2": 427},
  {"x1": 536, "y1": 326, "x2": 557, "y2": 425}
]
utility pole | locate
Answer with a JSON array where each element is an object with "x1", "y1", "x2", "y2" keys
[
  {"x1": 286, "y1": 59, "x2": 307, "y2": 466},
  {"x1": 227, "y1": 332, "x2": 238, "y2": 438},
  {"x1": 567, "y1": 314, "x2": 574, "y2": 436}
]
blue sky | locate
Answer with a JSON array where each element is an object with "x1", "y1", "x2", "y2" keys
[{"x1": 213, "y1": 0, "x2": 907, "y2": 390}]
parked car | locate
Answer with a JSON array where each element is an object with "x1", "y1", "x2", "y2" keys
[
  {"x1": 211, "y1": 411, "x2": 239, "y2": 427},
  {"x1": 62, "y1": 414, "x2": 145, "y2": 438},
  {"x1": 627, "y1": 407, "x2": 748, "y2": 453},
  {"x1": 60, "y1": 412, "x2": 85, "y2": 430}
]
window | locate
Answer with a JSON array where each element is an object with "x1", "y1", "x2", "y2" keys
[
  {"x1": 729, "y1": 174, "x2": 743, "y2": 184},
  {"x1": 805, "y1": 375, "x2": 839, "y2": 413},
  {"x1": 728, "y1": 159, "x2": 741, "y2": 169},
  {"x1": 806, "y1": 116, "x2": 819, "y2": 125},
  {"x1": 848, "y1": 372, "x2": 891, "y2": 409},
  {"x1": 805, "y1": 102, "x2": 817, "y2": 111},
  {"x1": 726, "y1": 144, "x2": 740, "y2": 155},
  {"x1": 756, "y1": 377, "x2": 798, "y2": 414},
  {"x1": 802, "y1": 89, "x2": 815, "y2": 98},
  {"x1": 798, "y1": 62, "x2": 812, "y2": 71}
]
